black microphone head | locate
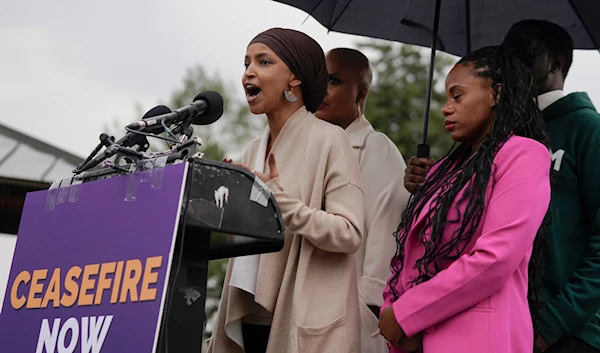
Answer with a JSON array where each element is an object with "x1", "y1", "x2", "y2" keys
[
  {"x1": 192, "y1": 91, "x2": 224, "y2": 125},
  {"x1": 119, "y1": 105, "x2": 173, "y2": 148},
  {"x1": 141, "y1": 105, "x2": 173, "y2": 134},
  {"x1": 143, "y1": 105, "x2": 172, "y2": 119}
]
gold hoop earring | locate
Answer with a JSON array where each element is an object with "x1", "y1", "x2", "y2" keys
[{"x1": 284, "y1": 86, "x2": 298, "y2": 103}]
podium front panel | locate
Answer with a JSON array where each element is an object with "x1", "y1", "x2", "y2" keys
[
  {"x1": 0, "y1": 157, "x2": 286, "y2": 353},
  {"x1": 0, "y1": 163, "x2": 189, "y2": 353}
]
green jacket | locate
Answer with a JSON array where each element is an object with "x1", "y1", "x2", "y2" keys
[{"x1": 538, "y1": 92, "x2": 600, "y2": 349}]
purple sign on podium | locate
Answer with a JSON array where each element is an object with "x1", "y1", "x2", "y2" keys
[{"x1": 0, "y1": 163, "x2": 188, "y2": 353}]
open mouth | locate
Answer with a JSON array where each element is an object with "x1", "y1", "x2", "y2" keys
[{"x1": 245, "y1": 84, "x2": 261, "y2": 98}]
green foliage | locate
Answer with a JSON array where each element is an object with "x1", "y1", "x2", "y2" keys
[
  {"x1": 164, "y1": 65, "x2": 265, "y2": 161},
  {"x1": 359, "y1": 41, "x2": 456, "y2": 161}
]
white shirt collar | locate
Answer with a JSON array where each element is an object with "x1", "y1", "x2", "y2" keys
[
  {"x1": 538, "y1": 90, "x2": 564, "y2": 111},
  {"x1": 345, "y1": 115, "x2": 374, "y2": 148}
]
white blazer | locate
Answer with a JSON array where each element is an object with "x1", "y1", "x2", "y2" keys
[{"x1": 346, "y1": 116, "x2": 410, "y2": 353}]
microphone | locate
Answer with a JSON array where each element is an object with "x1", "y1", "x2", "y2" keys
[
  {"x1": 75, "y1": 105, "x2": 171, "y2": 173},
  {"x1": 117, "y1": 105, "x2": 172, "y2": 149},
  {"x1": 190, "y1": 91, "x2": 224, "y2": 125},
  {"x1": 126, "y1": 91, "x2": 224, "y2": 131},
  {"x1": 74, "y1": 133, "x2": 114, "y2": 172},
  {"x1": 79, "y1": 143, "x2": 144, "y2": 172},
  {"x1": 142, "y1": 105, "x2": 174, "y2": 131}
]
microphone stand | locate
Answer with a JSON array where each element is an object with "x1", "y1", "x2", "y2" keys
[
  {"x1": 73, "y1": 133, "x2": 114, "y2": 172},
  {"x1": 74, "y1": 123, "x2": 203, "y2": 176},
  {"x1": 74, "y1": 137, "x2": 145, "y2": 174}
]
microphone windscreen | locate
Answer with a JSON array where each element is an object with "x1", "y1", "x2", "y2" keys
[
  {"x1": 143, "y1": 105, "x2": 172, "y2": 119},
  {"x1": 118, "y1": 105, "x2": 171, "y2": 147},
  {"x1": 192, "y1": 91, "x2": 224, "y2": 125}
]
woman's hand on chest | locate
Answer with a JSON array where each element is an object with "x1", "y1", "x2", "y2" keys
[{"x1": 235, "y1": 153, "x2": 280, "y2": 183}]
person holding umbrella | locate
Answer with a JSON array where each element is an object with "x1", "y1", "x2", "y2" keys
[
  {"x1": 315, "y1": 47, "x2": 411, "y2": 353},
  {"x1": 379, "y1": 44, "x2": 551, "y2": 353},
  {"x1": 207, "y1": 28, "x2": 364, "y2": 353}
]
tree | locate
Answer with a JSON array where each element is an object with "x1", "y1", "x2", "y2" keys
[
  {"x1": 358, "y1": 41, "x2": 456, "y2": 161},
  {"x1": 106, "y1": 65, "x2": 265, "y2": 159},
  {"x1": 160, "y1": 65, "x2": 265, "y2": 161}
]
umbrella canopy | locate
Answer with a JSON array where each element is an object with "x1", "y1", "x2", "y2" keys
[
  {"x1": 275, "y1": 0, "x2": 599, "y2": 56},
  {"x1": 275, "y1": 0, "x2": 599, "y2": 156}
]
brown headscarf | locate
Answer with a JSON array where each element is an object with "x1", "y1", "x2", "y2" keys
[{"x1": 249, "y1": 28, "x2": 327, "y2": 113}]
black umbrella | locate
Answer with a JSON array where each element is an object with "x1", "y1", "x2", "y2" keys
[{"x1": 274, "y1": 0, "x2": 600, "y2": 156}]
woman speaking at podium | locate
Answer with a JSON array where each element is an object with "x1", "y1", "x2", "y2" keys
[{"x1": 207, "y1": 28, "x2": 365, "y2": 353}]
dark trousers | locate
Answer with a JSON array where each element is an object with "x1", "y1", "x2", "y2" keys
[
  {"x1": 546, "y1": 336, "x2": 600, "y2": 353},
  {"x1": 241, "y1": 323, "x2": 271, "y2": 353}
]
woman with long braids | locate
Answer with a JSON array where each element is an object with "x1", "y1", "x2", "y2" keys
[{"x1": 378, "y1": 45, "x2": 551, "y2": 353}]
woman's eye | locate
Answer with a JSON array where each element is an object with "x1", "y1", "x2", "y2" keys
[
  {"x1": 453, "y1": 95, "x2": 462, "y2": 101},
  {"x1": 244, "y1": 63, "x2": 250, "y2": 69},
  {"x1": 328, "y1": 77, "x2": 341, "y2": 85},
  {"x1": 260, "y1": 60, "x2": 270, "y2": 65}
]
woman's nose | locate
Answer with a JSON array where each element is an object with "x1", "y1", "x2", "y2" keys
[
  {"x1": 441, "y1": 102, "x2": 453, "y2": 117},
  {"x1": 244, "y1": 62, "x2": 257, "y2": 78}
]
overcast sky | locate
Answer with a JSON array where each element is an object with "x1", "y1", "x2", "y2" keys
[{"x1": 1, "y1": 0, "x2": 598, "y2": 159}]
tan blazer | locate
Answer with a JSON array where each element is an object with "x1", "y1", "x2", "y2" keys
[
  {"x1": 207, "y1": 106, "x2": 364, "y2": 353},
  {"x1": 346, "y1": 116, "x2": 410, "y2": 353}
]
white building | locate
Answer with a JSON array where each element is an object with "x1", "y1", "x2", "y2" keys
[{"x1": 0, "y1": 123, "x2": 82, "y2": 312}]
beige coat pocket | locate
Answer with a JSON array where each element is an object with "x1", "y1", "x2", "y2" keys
[{"x1": 298, "y1": 315, "x2": 349, "y2": 353}]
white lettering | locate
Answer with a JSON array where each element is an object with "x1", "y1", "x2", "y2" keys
[
  {"x1": 550, "y1": 149, "x2": 565, "y2": 172},
  {"x1": 81, "y1": 316, "x2": 113, "y2": 353},
  {"x1": 36, "y1": 318, "x2": 61, "y2": 353},
  {"x1": 57, "y1": 317, "x2": 78, "y2": 353},
  {"x1": 35, "y1": 315, "x2": 114, "y2": 353}
]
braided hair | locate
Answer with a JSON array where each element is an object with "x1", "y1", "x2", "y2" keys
[{"x1": 389, "y1": 45, "x2": 549, "y2": 329}]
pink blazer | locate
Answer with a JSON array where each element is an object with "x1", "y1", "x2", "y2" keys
[{"x1": 382, "y1": 136, "x2": 551, "y2": 353}]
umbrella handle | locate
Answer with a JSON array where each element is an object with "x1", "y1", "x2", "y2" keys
[
  {"x1": 417, "y1": 144, "x2": 430, "y2": 158},
  {"x1": 417, "y1": 0, "x2": 441, "y2": 160}
]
